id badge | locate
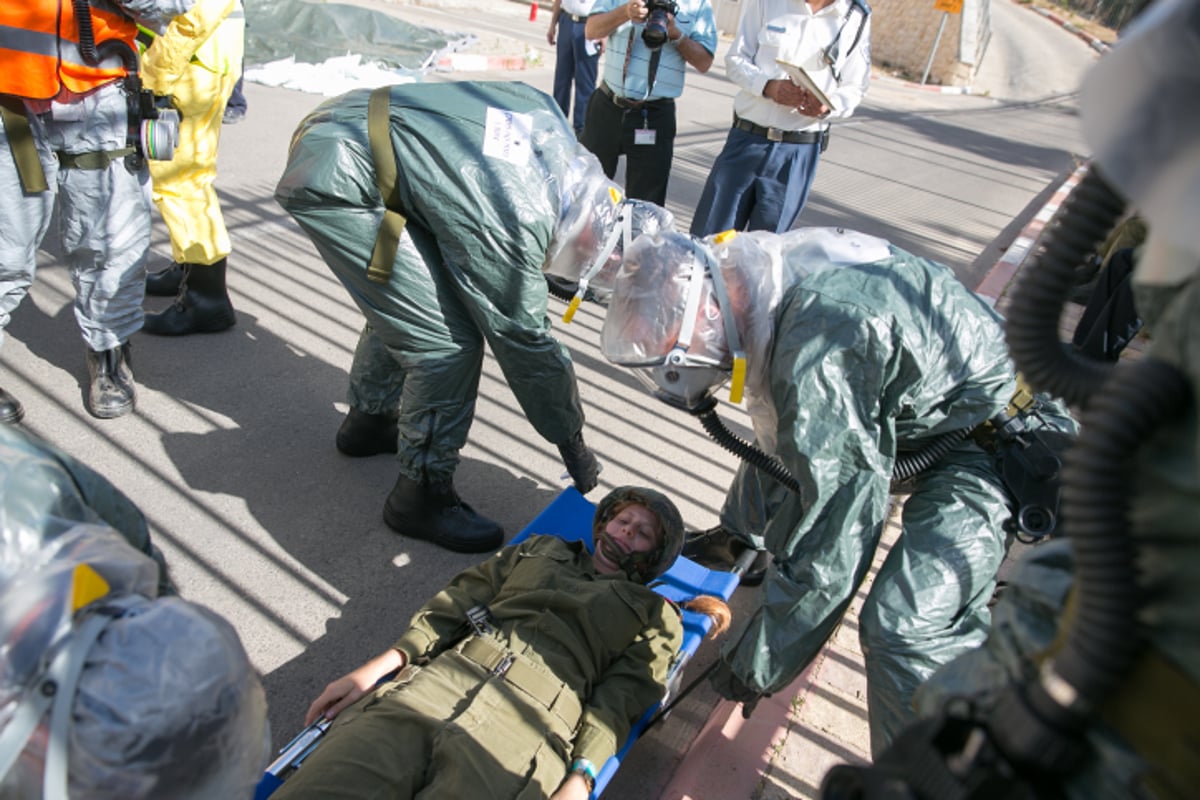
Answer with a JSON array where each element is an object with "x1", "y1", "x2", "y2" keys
[{"x1": 634, "y1": 125, "x2": 657, "y2": 146}]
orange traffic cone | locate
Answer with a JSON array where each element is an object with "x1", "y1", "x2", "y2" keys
[{"x1": 529, "y1": 2, "x2": 537, "y2": 21}]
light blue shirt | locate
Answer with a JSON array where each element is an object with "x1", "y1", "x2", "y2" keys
[{"x1": 593, "y1": 0, "x2": 717, "y2": 101}]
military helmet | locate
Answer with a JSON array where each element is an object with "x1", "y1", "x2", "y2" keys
[{"x1": 592, "y1": 485, "x2": 685, "y2": 583}]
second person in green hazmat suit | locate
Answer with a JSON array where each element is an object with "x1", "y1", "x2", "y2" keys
[
  {"x1": 600, "y1": 227, "x2": 1077, "y2": 755},
  {"x1": 275, "y1": 82, "x2": 672, "y2": 553},
  {"x1": 270, "y1": 485, "x2": 707, "y2": 800}
]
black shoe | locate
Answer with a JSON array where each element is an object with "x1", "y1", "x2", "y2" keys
[
  {"x1": 146, "y1": 262, "x2": 184, "y2": 297},
  {"x1": 558, "y1": 431, "x2": 600, "y2": 493},
  {"x1": 86, "y1": 343, "x2": 136, "y2": 419},
  {"x1": 143, "y1": 259, "x2": 236, "y2": 336},
  {"x1": 682, "y1": 526, "x2": 769, "y2": 586},
  {"x1": 383, "y1": 474, "x2": 505, "y2": 553},
  {"x1": 0, "y1": 387, "x2": 24, "y2": 425},
  {"x1": 223, "y1": 105, "x2": 246, "y2": 125},
  {"x1": 336, "y1": 408, "x2": 399, "y2": 457}
]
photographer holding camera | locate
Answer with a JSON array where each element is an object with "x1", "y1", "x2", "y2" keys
[
  {"x1": 690, "y1": 0, "x2": 871, "y2": 237},
  {"x1": 580, "y1": 0, "x2": 717, "y2": 206}
]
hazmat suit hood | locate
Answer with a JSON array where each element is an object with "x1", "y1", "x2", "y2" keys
[
  {"x1": 544, "y1": 167, "x2": 677, "y2": 301},
  {"x1": 600, "y1": 227, "x2": 890, "y2": 419},
  {"x1": 0, "y1": 524, "x2": 271, "y2": 799},
  {"x1": 592, "y1": 485, "x2": 684, "y2": 583}
]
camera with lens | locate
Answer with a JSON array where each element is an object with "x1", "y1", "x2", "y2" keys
[{"x1": 641, "y1": 0, "x2": 680, "y2": 50}]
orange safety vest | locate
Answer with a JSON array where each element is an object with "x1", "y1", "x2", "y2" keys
[{"x1": 0, "y1": 1, "x2": 138, "y2": 100}]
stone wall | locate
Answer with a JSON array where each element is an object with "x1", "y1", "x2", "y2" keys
[{"x1": 868, "y1": 0, "x2": 991, "y2": 86}]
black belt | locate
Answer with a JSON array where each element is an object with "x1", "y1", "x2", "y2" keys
[
  {"x1": 598, "y1": 81, "x2": 671, "y2": 110},
  {"x1": 733, "y1": 114, "x2": 826, "y2": 145},
  {"x1": 567, "y1": 13, "x2": 587, "y2": 22}
]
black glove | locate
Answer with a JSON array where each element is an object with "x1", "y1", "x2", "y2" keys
[{"x1": 709, "y1": 659, "x2": 767, "y2": 718}]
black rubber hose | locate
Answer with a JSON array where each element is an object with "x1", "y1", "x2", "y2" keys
[
  {"x1": 1005, "y1": 166, "x2": 1127, "y2": 409},
  {"x1": 990, "y1": 357, "x2": 1192, "y2": 774},
  {"x1": 545, "y1": 275, "x2": 576, "y2": 302},
  {"x1": 690, "y1": 398, "x2": 801, "y2": 494},
  {"x1": 72, "y1": 0, "x2": 98, "y2": 62},
  {"x1": 73, "y1": 0, "x2": 139, "y2": 72},
  {"x1": 692, "y1": 396, "x2": 976, "y2": 494},
  {"x1": 892, "y1": 428, "x2": 972, "y2": 482},
  {"x1": 1054, "y1": 358, "x2": 1190, "y2": 707}
]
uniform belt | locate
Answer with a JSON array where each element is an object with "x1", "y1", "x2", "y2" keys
[
  {"x1": 733, "y1": 114, "x2": 825, "y2": 145},
  {"x1": 458, "y1": 636, "x2": 583, "y2": 731},
  {"x1": 568, "y1": 13, "x2": 587, "y2": 22},
  {"x1": 56, "y1": 148, "x2": 136, "y2": 170},
  {"x1": 598, "y1": 81, "x2": 670, "y2": 109}
]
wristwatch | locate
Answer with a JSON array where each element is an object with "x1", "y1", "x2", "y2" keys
[{"x1": 571, "y1": 758, "x2": 597, "y2": 793}]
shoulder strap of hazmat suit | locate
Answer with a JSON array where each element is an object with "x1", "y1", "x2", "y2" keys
[{"x1": 366, "y1": 85, "x2": 409, "y2": 284}]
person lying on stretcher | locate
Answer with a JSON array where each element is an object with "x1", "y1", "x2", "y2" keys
[{"x1": 272, "y1": 485, "x2": 731, "y2": 800}]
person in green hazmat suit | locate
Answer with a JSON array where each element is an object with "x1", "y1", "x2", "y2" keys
[
  {"x1": 274, "y1": 81, "x2": 674, "y2": 554},
  {"x1": 270, "y1": 485, "x2": 720, "y2": 800},
  {"x1": 139, "y1": 0, "x2": 246, "y2": 336},
  {"x1": 0, "y1": 424, "x2": 271, "y2": 798},
  {"x1": 818, "y1": 2, "x2": 1200, "y2": 795},
  {"x1": 599, "y1": 226, "x2": 1077, "y2": 756}
]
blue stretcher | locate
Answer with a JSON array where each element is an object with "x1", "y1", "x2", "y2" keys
[{"x1": 256, "y1": 487, "x2": 742, "y2": 799}]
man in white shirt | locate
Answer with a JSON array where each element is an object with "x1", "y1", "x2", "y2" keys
[{"x1": 690, "y1": 0, "x2": 871, "y2": 236}]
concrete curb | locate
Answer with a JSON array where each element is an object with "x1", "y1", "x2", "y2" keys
[
  {"x1": 1031, "y1": 6, "x2": 1113, "y2": 54},
  {"x1": 435, "y1": 52, "x2": 531, "y2": 71},
  {"x1": 975, "y1": 163, "x2": 1087, "y2": 303},
  {"x1": 659, "y1": 660, "x2": 823, "y2": 799}
]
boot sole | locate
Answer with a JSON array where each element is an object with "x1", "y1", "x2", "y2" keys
[
  {"x1": 336, "y1": 439, "x2": 399, "y2": 457},
  {"x1": 87, "y1": 398, "x2": 135, "y2": 419},
  {"x1": 141, "y1": 313, "x2": 237, "y2": 336},
  {"x1": 382, "y1": 501, "x2": 505, "y2": 554}
]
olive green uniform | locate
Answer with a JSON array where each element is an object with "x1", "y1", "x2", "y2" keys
[{"x1": 274, "y1": 535, "x2": 684, "y2": 799}]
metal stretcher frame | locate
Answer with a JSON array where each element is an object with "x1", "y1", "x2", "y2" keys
[{"x1": 255, "y1": 487, "x2": 742, "y2": 799}]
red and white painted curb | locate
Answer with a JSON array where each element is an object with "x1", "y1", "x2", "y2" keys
[
  {"x1": 975, "y1": 163, "x2": 1087, "y2": 302},
  {"x1": 435, "y1": 53, "x2": 530, "y2": 71}
]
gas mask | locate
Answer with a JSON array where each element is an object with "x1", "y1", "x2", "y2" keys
[{"x1": 601, "y1": 231, "x2": 755, "y2": 411}]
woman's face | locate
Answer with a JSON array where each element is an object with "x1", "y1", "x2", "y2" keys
[{"x1": 592, "y1": 503, "x2": 661, "y2": 575}]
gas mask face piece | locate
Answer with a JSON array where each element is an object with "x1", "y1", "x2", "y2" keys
[
  {"x1": 631, "y1": 363, "x2": 730, "y2": 411},
  {"x1": 602, "y1": 231, "x2": 747, "y2": 410}
]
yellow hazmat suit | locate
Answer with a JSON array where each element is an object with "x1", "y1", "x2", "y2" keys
[{"x1": 142, "y1": 0, "x2": 244, "y2": 266}]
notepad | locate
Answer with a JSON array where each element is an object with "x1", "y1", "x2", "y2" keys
[{"x1": 775, "y1": 58, "x2": 839, "y2": 114}]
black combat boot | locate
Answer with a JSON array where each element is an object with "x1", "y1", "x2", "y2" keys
[
  {"x1": 336, "y1": 408, "x2": 399, "y2": 457},
  {"x1": 557, "y1": 430, "x2": 601, "y2": 493},
  {"x1": 383, "y1": 474, "x2": 505, "y2": 553},
  {"x1": 86, "y1": 343, "x2": 135, "y2": 419},
  {"x1": 682, "y1": 526, "x2": 770, "y2": 586},
  {"x1": 145, "y1": 262, "x2": 184, "y2": 297},
  {"x1": 0, "y1": 387, "x2": 24, "y2": 425},
  {"x1": 142, "y1": 258, "x2": 236, "y2": 336}
]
